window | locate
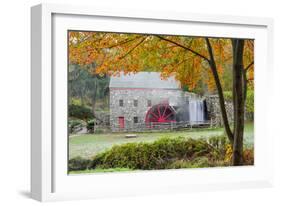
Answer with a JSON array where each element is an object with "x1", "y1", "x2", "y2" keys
[
  {"x1": 119, "y1": 99, "x2": 123, "y2": 107},
  {"x1": 134, "y1": 99, "x2": 138, "y2": 107},
  {"x1": 134, "y1": 117, "x2": 138, "y2": 123},
  {"x1": 147, "y1": 100, "x2": 152, "y2": 107}
]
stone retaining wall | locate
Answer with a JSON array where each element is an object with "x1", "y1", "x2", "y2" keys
[
  {"x1": 205, "y1": 95, "x2": 253, "y2": 126},
  {"x1": 205, "y1": 95, "x2": 234, "y2": 126}
]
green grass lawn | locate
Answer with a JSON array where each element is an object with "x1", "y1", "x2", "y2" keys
[{"x1": 69, "y1": 122, "x2": 254, "y2": 159}]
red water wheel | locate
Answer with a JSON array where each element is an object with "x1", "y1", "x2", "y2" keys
[{"x1": 145, "y1": 103, "x2": 176, "y2": 125}]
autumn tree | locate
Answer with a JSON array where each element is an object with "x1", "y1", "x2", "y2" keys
[
  {"x1": 69, "y1": 63, "x2": 110, "y2": 119},
  {"x1": 68, "y1": 31, "x2": 254, "y2": 165}
]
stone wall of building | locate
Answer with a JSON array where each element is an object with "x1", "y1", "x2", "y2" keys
[
  {"x1": 110, "y1": 90, "x2": 252, "y2": 131},
  {"x1": 205, "y1": 95, "x2": 234, "y2": 126},
  {"x1": 205, "y1": 95, "x2": 253, "y2": 126},
  {"x1": 109, "y1": 88, "x2": 192, "y2": 132}
]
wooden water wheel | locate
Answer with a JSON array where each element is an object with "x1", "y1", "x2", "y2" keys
[{"x1": 145, "y1": 103, "x2": 176, "y2": 124}]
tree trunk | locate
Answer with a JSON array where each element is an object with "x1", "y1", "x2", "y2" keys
[
  {"x1": 91, "y1": 79, "x2": 98, "y2": 117},
  {"x1": 80, "y1": 93, "x2": 85, "y2": 106},
  {"x1": 242, "y1": 70, "x2": 247, "y2": 103},
  {"x1": 232, "y1": 42, "x2": 237, "y2": 147},
  {"x1": 232, "y1": 39, "x2": 245, "y2": 166},
  {"x1": 205, "y1": 38, "x2": 234, "y2": 144},
  {"x1": 206, "y1": 38, "x2": 246, "y2": 166}
]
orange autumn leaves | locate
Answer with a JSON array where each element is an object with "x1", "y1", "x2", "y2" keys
[
  {"x1": 69, "y1": 32, "x2": 146, "y2": 75},
  {"x1": 243, "y1": 40, "x2": 254, "y2": 87},
  {"x1": 69, "y1": 31, "x2": 254, "y2": 92}
]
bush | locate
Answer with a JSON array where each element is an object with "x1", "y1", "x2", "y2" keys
[
  {"x1": 68, "y1": 136, "x2": 253, "y2": 171},
  {"x1": 208, "y1": 136, "x2": 227, "y2": 149},
  {"x1": 224, "y1": 144, "x2": 233, "y2": 163},
  {"x1": 68, "y1": 119, "x2": 84, "y2": 133},
  {"x1": 89, "y1": 137, "x2": 220, "y2": 170},
  {"x1": 166, "y1": 157, "x2": 210, "y2": 169},
  {"x1": 224, "y1": 144, "x2": 254, "y2": 165},
  {"x1": 94, "y1": 128, "x2": 105, "y2": 134},
  {"x1": 243, "y1": 148, "x2": 254, "y2": 165},
  {"x1": 68, "y1": 157, "x2": 91, "y2": 171},
  {"x1": 86, "y1": 119, "x2": 96, "y2": 133},
  {"x1": 69, "y1": 104, "x2": 93, "y2": 121}
]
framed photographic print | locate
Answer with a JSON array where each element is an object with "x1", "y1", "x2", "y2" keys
[{"x1": 31, "y1": 3, "x2": 274, "y2": 201}]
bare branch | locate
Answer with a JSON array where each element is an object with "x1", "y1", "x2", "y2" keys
[
  {"x1": 155, "y1": 35, "x2": 210, "y2": 62},
  {"x1": 107, "y1": 36, "x2": 143, "y2": 49},
  {"x1": 244, "y1": 61, "x2": 254, "y2": 71},
  {"x1": 119, "y1": 37, "x2": 147, "y2": 59}
]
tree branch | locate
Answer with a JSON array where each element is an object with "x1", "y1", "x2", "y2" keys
[
  {"x1": 247, "y1": 39, "x2": 254, "y2": 48},
  {"x1": 206, "y1": 38, "x2": 234, "y2": 143},
  {"x1": 119, "y1": 37, "x2": 147, "y2": 59},
  {"x1": 244, "y1": 61, "x2": 254, "y2": 71},
  {"x1": 242, "y1": 61, "x2": 254, "y2": 101},
  {"x1": 107, "y1": 36, "x2": 143, "y2": 49},
  {"x1": 155, "y1": 35, "x2": 210, "y2": 62},
  {"x1": 78, "y1": 33, "x2": 106, "y2": 45}
]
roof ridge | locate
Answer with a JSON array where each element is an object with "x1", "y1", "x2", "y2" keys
[{"x1": 109, "y1": 72, "x2": 180, "y2": 90}]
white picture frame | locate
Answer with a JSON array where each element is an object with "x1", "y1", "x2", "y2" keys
[{"x1": 31, "y1": 3, "x2": 274, "y2": 202}]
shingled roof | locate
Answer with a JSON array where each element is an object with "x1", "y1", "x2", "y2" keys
[{"x1": 109, "y1": 72, "x2": 180, "y2": 90}]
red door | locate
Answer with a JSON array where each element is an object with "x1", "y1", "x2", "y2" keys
[{"x1": 118, "y1": 117, "x2": 125, "y2": 128}]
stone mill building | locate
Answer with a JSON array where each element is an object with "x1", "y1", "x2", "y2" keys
[{"x1": 109, "y1": 72, "x2": 209, "y2": 132}]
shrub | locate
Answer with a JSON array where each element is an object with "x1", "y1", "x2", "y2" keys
[
  {"x1": 90, "y1": 137, "x2": 220, "y2": 170},
  {"x1": 68, "y1": 119, "x2": 84, "y2": 133},
  {"x1": 224, "y1": 145, "x2": 254, "y2": 165},
  {"x1": 68, "y1": 157, "x2": 91, "y2": 171},
  {"x1": 69, "y1": 104, "x2": 93, "y2": 121},
  {"x1": 68, "y1": 136, "x2": 253, "y2": 171},
  {"x1": 243, "y1": 148, "x2": 254, "y2": 165},
  {"x1": 94, "y1": 128, "x2": 105, "y2": 134},
  {"x1": 208, "y1": 135, "x2": 228, "y2": 155},
  {"x1": 224, "y1": 144, "x2": 233, "y2": 163},
  {"x1": 166, "y1": 157, "x2": 210, "y2": 169},
  {"x1": 86, "y1": 119, "x2": 96, "y2": 133}
]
